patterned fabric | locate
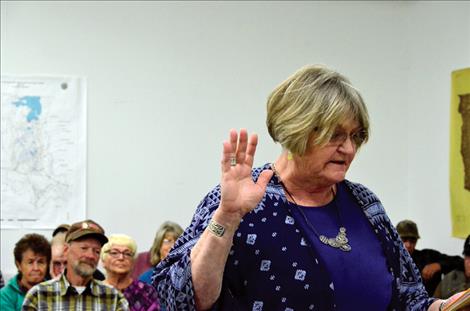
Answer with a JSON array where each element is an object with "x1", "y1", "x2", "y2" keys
[
  {"x1": 21, "y1": 273, "x2": 129, "y2": 310},
  {"x1": 154, "y1": 164, "x2": 436, "y2": 311},
  {"x1": 123, "y1": 279, "x2": 160, "y2": 311}
]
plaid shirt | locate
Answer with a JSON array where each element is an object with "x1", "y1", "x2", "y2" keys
[{"x1": 22, "y1": 273, "x2": 129, "y2": 311}]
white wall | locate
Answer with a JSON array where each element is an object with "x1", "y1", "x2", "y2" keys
[{"x1": 1, "y1": 1, "x2": 469, "y2": 280}]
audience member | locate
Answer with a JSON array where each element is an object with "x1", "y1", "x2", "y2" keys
[
  {"x1": 132, "y1": 221, "x2": 183, "y2": 282},
  {"x1": 0, "y1": 234, "x2": 50, "y2": 311},
  {"x1": 397, "y1": 219, "x2": 464, "y2": 296},
  {"x1": 22, "y1": 219, "x2": 128, "y2": 310},
  {"x1": 52, "y1": 223, "x2": 70, "y2": 237},
  {"x1": 49, "y1": 224, "x2": 69, "y2": 279},
  {"x1": 434, "y1": 235, "x2": 470, "y2": 299},
  {"x1": 48, "y1": 223, "x2": 105, "y2": 281},
  {"x1": 102, "y1": 234, "x2": 160, "y2": 311}
]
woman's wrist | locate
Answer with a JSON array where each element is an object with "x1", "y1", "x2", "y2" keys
[{"x1": 212, "y1": 207, "x2": 242, "y2": 232}]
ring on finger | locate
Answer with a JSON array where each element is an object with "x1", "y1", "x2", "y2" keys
[{"x1": 230, "y1": 157, "x2": 237, "y2": 166}]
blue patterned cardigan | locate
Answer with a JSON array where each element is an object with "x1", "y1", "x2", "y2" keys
[{"x1": 154, "y1": 164, "x2": 435, "y2": 311}]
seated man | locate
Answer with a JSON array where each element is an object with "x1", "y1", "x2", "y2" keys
[
  {"x1": 22, "y1": 219, "x2": 128, "y2": 311},
  {"x1": 49, "y1": 223, "x2": 105, "y2": 281},
  {"x1": 396, "y1": 220, "x2": 464, "y2": 296},
  {"x1": 49, "y1": 224, "x2": 70, "y2": 279},
  {"x1": 434, "y1": 235, "x2": 470, "y2": 298}
]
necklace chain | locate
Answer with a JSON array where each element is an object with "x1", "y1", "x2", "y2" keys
[{"x1": 271, "y1": 163, "x2": 352, "y2": 252}]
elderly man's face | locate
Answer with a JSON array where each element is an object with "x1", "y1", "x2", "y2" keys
[
  {"x1": 65, "y1": 238, "x2": 101, "y2": 278},
  {"x1": 401, "y1": 237, "x2": 417, "y2": 255},
  {"x1": 50, "y1": 244, "x2": 67, "y2": 278}
]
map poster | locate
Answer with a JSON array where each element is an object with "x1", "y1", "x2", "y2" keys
[
  {"x1": 1, "y1": 75, "x2": 86, "y2": 229},
  {"x1": 450, "y1": 68, "x2": 470, "y2": 238}
]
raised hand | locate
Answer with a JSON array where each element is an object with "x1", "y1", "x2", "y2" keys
[{"x1": 218, "y1": 129, "x2": 273, "y2": 221}]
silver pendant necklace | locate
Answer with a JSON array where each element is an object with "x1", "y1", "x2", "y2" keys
[{"x1": 271, "y1": 163, "x2": 352, "y2": 252}]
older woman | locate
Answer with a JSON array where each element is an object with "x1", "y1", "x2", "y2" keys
[
  {"x1": 132, "y1": 221, "x2": 183, "y2": 282},
  {"x1": 154, "y1": 65, "x2": 468, "y2": 311},
  {"x1": 101, "y1": 234, "x2": 160, "y2": 311},
  {"x1": 0, "y1": 234, "x2": 50, "y2": 311}
]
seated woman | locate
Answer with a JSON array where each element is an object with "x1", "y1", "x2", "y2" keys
[
  {"x1": 101, "y1": 234, "x2": 160, "y2": 311},
  {"x1": 133, "y1": 221, "x2": 183, "y2": 283},
  {"x1": 0, "y1": 233, "x2": 51, "y2": 311}
]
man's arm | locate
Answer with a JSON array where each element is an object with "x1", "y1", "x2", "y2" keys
[{"x1": 421, "y1": 249, "x2": 464, "y2": 280}]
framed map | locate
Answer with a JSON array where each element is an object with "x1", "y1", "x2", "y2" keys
[{"x1": 1, "y1": 75, "x2": 86, "y2": 229}]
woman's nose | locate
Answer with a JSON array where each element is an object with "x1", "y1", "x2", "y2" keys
[{"x1": 338, "y1": 136, "x2": 356, "y2": 154}]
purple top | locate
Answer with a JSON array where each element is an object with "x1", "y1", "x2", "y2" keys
[
  {"x1": 123, "y1": 279, "x2": 160, "y2": 311},
  {"x1": 293, "y1": 181, "x2": 393, "y2": 310}
]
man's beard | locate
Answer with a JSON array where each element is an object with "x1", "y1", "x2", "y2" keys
[{"x1": 72, "y1": 260, "x2": 96, "y2": 278}]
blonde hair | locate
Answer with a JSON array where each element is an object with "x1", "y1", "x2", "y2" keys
[
  {"x1": 149, "y1": 221, "x2": 183, "y2": 266},
  {"x1": 100, "y1": 234, "x2": 137, "y2": 261},
  {"x1": 266, "y1": 64, "x2": 369, "y2": 155}
]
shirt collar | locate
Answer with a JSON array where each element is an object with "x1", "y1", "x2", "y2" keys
[{"x1": 59, "y1": 270, "x2": 100, "y2": 296}]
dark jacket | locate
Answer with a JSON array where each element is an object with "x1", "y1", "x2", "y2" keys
[{"x1": 411, "y1": 249, "x2": 464, "y2": 296}]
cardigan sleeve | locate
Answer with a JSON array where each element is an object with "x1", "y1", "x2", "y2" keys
[
  {"x1": 344, "y1": 180, "x2": 436, "y2": 311},
  {"x1": 385, "y1": 215, "x2": 437, "y2": 311},
  {"x1": 153, "y1": 187, "x2": 221, "y2": 311}
]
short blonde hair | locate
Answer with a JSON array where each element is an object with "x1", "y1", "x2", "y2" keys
[
  {"x1": 149, "y1": 221, "x2": 183, "y2": 266},
  {"x1": 100, "y1": 234, "x2": 137, "y2": 261},
  {"x1": 266, "y1": 65, "x2": 369, "y2": 155}
]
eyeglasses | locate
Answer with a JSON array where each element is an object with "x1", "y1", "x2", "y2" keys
[
  {"x1": 106, "y1": 250, "x2": 134, "y2": 259},
  {"x1": 329, "y1": 129, "x2": 367, "y2": 147},
  {"x1": 162, "y1": 238, "x2": 175, "y2": 245}
]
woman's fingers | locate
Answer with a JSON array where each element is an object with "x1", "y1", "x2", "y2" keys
[
  {"x1": 221, "y1": 130, "x2": 237, "y2": 171},
  {"x1": 245, "y1": 133, "x2": 258, "y2": 167},
  {"x1": 235, "y1": 129, "x2": 248, "y2": 165},
  {"x1": 221, "y1": 129, "x2": 259, "y2": 173}
]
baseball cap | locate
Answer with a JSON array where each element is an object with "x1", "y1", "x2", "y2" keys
[
  {"x1": 396, "y1": 220, "x2": 420, "y2": 239},
  {"x1": 52, "y1": 224, "x2": 71, "y2": 237},
  {"x1": 65, "y1": 219, "x2": 108, "y2": 246},
  {"x1": 464, "y1": 235, "x2": 470, "y2": 256}
]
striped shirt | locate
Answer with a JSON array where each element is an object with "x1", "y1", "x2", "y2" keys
[{"x1": 22, "y1": 273, "x2": 129, "y2": 311}]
